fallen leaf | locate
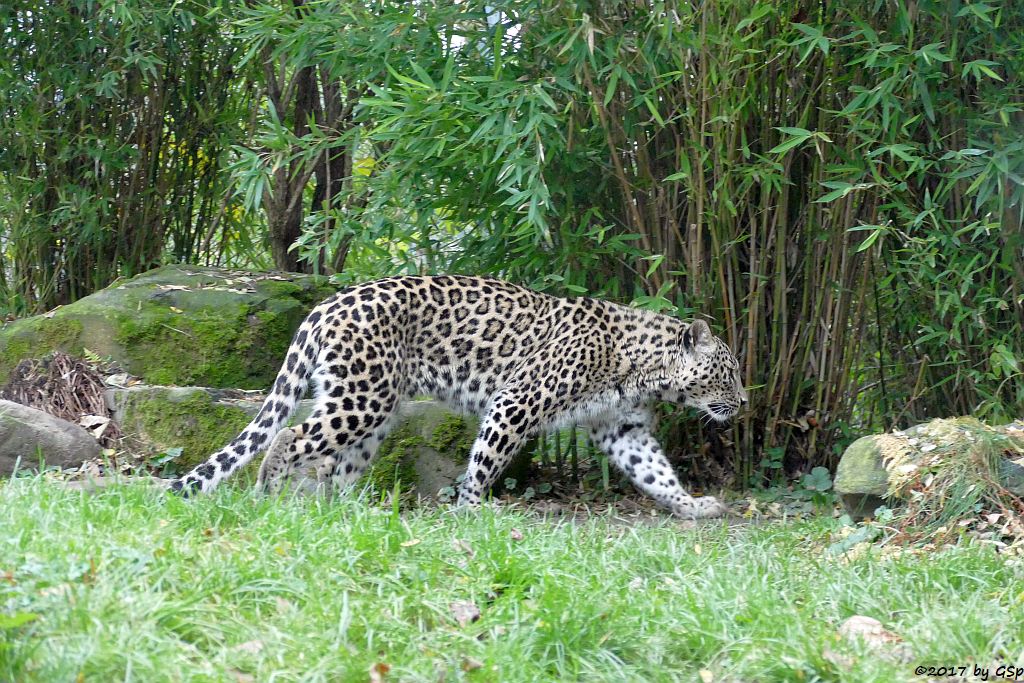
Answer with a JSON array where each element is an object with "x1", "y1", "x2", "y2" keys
[
  {"x1": 461, "y1": 657, "x2": 483, "y2": 672},
  {"x1": 79, "y1": 415, "x2": 111, "y2": 439},
  {"x1": 275, "y1": 597, "x2": 294, "y2": 613},
  {"x1": 510, "y1": 528, "x2": 524, "y2": 541},
  {"x1": 230, "y1": 671, "x2": 255, "y2": 683},
  {"x1": 837, "y1": 615, "x2": 901, "y2": 646},
  {"x1": 449, "y1": 600, "x2": 481, "y2": 627},
  {"x1": 234, "y1": 640, "x2": 264, "y2": 654},
  {"x1": 837, "y1": 615, "x2": 913, "y2": 663},
  {"x1": 169, "y1": 306, "x2": 184, "y2": 314},
  {"x1": 103, "y1": 373, "x2": 131, "y2": 387},
  {"x1": 400, "y1": 538, "x2": 421, "y2": 547},
  {"x1": 39, "y1": 584, "x2": 71, "y2": 598},
  {"x1": 453, "y1": 539, "x2": 475, "y2": 557},
  {"x1": 698, "y1": 669, "x2": 714, "y2": 683},
  {"x1": 369, "y1": 662, "x2": 391, "y2": 683},
  {"x1": 694, "y1": 543, "x2": 702, "y2": 555}
]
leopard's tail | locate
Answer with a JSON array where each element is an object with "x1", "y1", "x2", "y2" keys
[{"x1": 169, "y1": 313, "x2": 321, "y2": 495}]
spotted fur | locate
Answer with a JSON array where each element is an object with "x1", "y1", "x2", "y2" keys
[{"x1": 170, "y1": 275, "x2": 747, "y2": 519}]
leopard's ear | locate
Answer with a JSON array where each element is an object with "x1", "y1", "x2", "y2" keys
[{"x1": 681, "y1": 319, "x2": 712, "y2": 351}]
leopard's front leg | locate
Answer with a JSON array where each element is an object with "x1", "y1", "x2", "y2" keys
[{"x1": 588, "y1": 409, "x2": 727, "y2": 520}]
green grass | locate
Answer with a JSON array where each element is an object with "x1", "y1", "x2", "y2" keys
[{"x1": 1, "y1": 479, "x2": 1022, "y2": 682}]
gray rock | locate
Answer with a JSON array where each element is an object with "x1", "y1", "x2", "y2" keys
[{"x1": 0, "y1": 399, "x2": 102, "y2": 475}]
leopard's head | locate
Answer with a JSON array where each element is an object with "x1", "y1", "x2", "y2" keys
[{"x1": 669, "y1": 319, "x2": 747, "y2": 423}]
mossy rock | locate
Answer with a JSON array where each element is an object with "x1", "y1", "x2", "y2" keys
[
  {"x1": 113, "y1": 386, "x2": 254, "y2": 472},
  {"x1": 249, "y1": 405, "x2": 482, "y2": 496},
  {"x1": 366, "y1": 402, "x2": 480, "y2": 496},
  {"x1": 0, "y1": 265, "x2": 335, "y2": 388},
  {"x1": 835, "y1": 417, "x2": 1024, "y2": 518},
  {"x1": 366, "y1": 403, "x2": 533, "y2": 497}
]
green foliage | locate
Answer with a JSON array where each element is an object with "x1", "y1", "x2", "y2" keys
[
  {"x1": 799, "y1": 466, "x2": 836, "y2": 510},
  {"x1": 2, "y1": 0, "x2": 1021, "y2": 478},
  {"x1": 229, "y1": 0, "x2": 1023, "y2": 474},
  {"x1": 0, "y1": 0, "x2": 262, "y2": 313},
  {"x1": 802, "y1": 467, "x2": 834, "y2": 494}
]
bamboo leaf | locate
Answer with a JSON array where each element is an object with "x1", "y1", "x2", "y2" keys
[
  {"x1": 604, "y1": 68, "x2": 620, "y2": 106},
  {"x1": 643, "y1": 96, "x2": 665, "y2": 126},
  {"x1": 769, "y1": 135, "x2": 810, "y2": 154},
  {"x1": 853, "y1": 226, "x2": 886, "y2": 252}
]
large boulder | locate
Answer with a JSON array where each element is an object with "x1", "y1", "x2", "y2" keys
[
  {"x1": 0, "y1": 265, "x2": 334, "y2": 389},
  {"x1": 835, "y1": 417, "x2": 1024, "y2": 518},
  {"x1": 0, "y1": 399, "x2": 102, "y2": 475}
]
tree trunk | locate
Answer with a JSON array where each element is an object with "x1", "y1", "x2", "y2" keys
[{"x1": 263, "y1": 62, "x2": 317, "y2": 273}]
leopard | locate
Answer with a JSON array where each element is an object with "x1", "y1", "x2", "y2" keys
[{"x1": 170, "y1": 275, "x2": 747, "y2": 519}]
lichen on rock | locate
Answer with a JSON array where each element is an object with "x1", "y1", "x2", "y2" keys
[{"x1": 835, "y1": 416, "x2": 1024, "y2": 520}]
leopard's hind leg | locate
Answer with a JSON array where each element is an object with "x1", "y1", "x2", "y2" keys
[
  {"x1": 319, "y1": 418, "x2": 396, "y2": 489},
  {"x1": 257, "y1": 393, "x2": 401, "y2": 495},
  {"x1": 256, "y1": 428, "x2": 313, "y2": 494}
]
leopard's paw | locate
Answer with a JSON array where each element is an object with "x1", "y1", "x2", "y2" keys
[
  {"x1": 694, "y1": 496, "x2": 728, "y2": 519},
  {"x1": 672, "y1": 495, "x2": 728, "y2": 520}
]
